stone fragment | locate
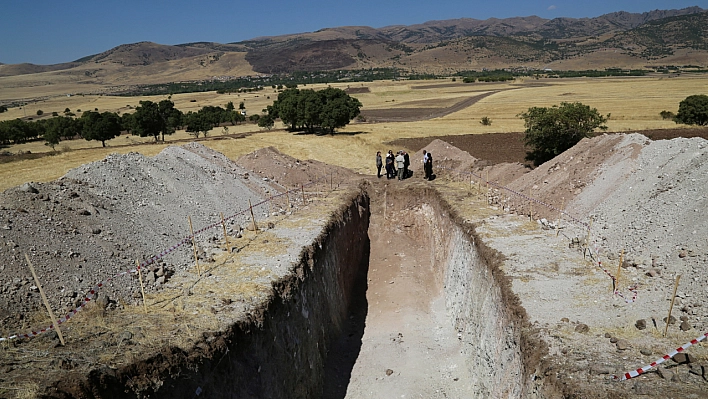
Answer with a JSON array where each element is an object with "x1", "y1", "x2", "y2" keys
[
  {"x1": 590, "y1": 364, "x2": 612, "y2": 375},
  {"x1": 635, "y1": 319, "x2": 647, "y2": 330},
  {"x1": 604, "y1": 332, "x2": 611, "y2": 338},
  {"x1": 560, "y1": 317, "x2": 569, "y2": 323},
  {"x1": 77, "y1": 209, "x2": 91, "y2": 216},
  {"x1": 645, "y1": 269, "x2": 660, "y2": 277},
  {"x1": 680, "y1": 321, "x2": 691, "y2": 331},
  {"x1": 656, "y1": 366, "x2": 671, "y2": 380},
  {"x1": 574, "y1": 323, "x2": 589, "y2": 333},
  {"x1": 632, "y1": 381, "x2": 652, "y2": 395},
  {"x1": 385, "y1": 369, "x2": 394, "y2": 376},
  {"x1": 664, "y1": 315, "x2": 676, "y2": 325},
  {"x1": 672, "y1": 353, "x2": 694, "y2": 364},
  {"x1": 640, "y1": 348, "x2": 652, "y2": 356},
  {"x1": 20, "y1": 183, "x2": 39, "y2": 194},
  {"x1": 616, "y1": 339, "x2": 630, "y2": 350},
  {"x1": 678, "y1": 250, "x2": 687, "y2": 258},
  {"x1": 610, "y1": 337, "x2": 619, "y2": 343}
]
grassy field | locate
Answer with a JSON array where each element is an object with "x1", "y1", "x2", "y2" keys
[{"x1": 1, "y1": 75, "x2": 706, "y2": 191}]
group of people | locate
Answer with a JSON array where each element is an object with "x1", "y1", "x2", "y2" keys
[{"x1": 375, "y1": 149, "x2": 433, "y2": 180}]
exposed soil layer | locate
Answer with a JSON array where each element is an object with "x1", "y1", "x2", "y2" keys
[{"x1": 360, "y1": 92, "x2": 499, "y2": 122}]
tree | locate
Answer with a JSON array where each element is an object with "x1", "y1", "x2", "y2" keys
[
  {"x1": 185, "y1": 110, "x2": 214, "y2": 138},
  {"x1": 318, "y1": 87, "x2": 362, "y2": 134},
  {"x1": 131, "y1": 100, "x2": 182, "y2": 142},
  {"x1": 519, "y1": 102, "x2": 608, "y2": 165},
  {"x1": 36, "y1": 110, "x2": 43, "y2": 116},
  {"x1": 674, "y1": 94, "x2": 708, "y2": 126},
  {"x1": 81, "y1": 111, "x2": 121, "y2": 147},
  {"x1": 43, "y1": 116, "x2": 78, "y2": 149},
  {"x1": 258, "y1": 114, "x2": 275, "y2": 130},
  {"x1": 225, "y1": 101, "x2": 235, "y2": 112}
]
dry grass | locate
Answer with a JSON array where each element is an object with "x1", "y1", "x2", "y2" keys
[{"x1": 1, "y1": 75, "x2": 707, "y2": 192}]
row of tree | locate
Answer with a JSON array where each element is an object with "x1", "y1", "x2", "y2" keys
[
  {"x1": 0, "y1": 99, "x2": 253, "y2": 148},
  {"x1": 0, "y1": 87, "x2": 364, "y2": 148}
]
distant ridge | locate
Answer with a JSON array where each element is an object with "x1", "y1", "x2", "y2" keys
[{"x1": 0, "y1": 6, "x2": 706, "y2": 83}]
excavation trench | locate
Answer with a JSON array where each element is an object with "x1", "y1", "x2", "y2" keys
[{"x1": 68, "y1": 185, "x2": 545, "y2": 398}]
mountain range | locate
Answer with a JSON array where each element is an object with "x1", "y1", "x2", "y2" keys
[{"x1": 1, "y1": 6, "x2": 706, "y2": 86}]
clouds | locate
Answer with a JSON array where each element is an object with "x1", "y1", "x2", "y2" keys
[{"x1": 548, "y1": 5, "x2": 557, "y2": 10}]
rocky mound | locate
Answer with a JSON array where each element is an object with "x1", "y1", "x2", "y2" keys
[{"x1": 0, "y1": 143, "x2": 273, "y2": 334}]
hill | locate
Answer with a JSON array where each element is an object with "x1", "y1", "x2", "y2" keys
[{"x1": 0, "y1": 7, "x2": 706, "y2": 89}]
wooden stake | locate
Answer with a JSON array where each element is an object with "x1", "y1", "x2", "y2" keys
[
  {"x1": 556, "y1": 198, "x2": 565, "y2": 237},
  {"x1": 485, "y1": 169, "x2": 490, "y2": 203},
  {"x1": 286, "y1": 189, "x2": 291, "y2": 210},
  {"x1": 615, "y1": 249, "x2": 624, "y2": 293},
  {"x1": 136, "y1": 260, "x2": 148, "y2": 314},
  {"x1": 330, "y1": 172, "x2": 333, "y2": 191},
  {"x1": 584, "y1": 217, "x2": 593, "y2": 260},
  {"x1": 384, "y1": 190, "x2": 388, "y2": 219},
  {"x1": 25, "y1": 254, "x2": 65, "y2": 346},
  {"x1": 188, "y1": 216, "x2": 201, "y2": 276},
  {"x1": 301, "y1": 184, "x2": 306, "y2": 204},
  {"x1": 664, "y1": 275, "x2": 682, "y2": 337},
  {"x1": 248, "y1": 199, "x2": 258, "y2": 232},
  {"x1": 220, "y1": 212, "x2": 229, "y2": 248}
]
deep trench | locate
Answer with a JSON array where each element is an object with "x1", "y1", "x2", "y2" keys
[{"x1": 71, "y1": 185, "x2": 545, "y2": 398}]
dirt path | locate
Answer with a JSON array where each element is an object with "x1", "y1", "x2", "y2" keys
[{"x1": 324, "y1": 182, "x2": 475, "y2": 398}]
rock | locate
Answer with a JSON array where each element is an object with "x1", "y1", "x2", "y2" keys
[
  {"x1": 145, "y1": 271, "x2": 156, "y2": 285},
  {"x1": 680, "y1": 321, "x2": 691, "y2": 331},
  {"x1": 610, "y1": 337, "x2": 619, "y2": 343},
  {"x1": 645, "y1": 268, "x2": 660, "y2": 277},
  {"x1": 635, "y1": 319, "x2": 647, "y2": 330},
  {"x1": 560, "y1": 317, "x2": 569, "y2": 323},
  {"x1": 604, "y1": 332, "x2": 612, "y2": 338},
  {"x1": 633, "y1": 381, "x2": 652, "y2": 395},
  {"x1": 91, "y1": 228, "x2": 102, "y2": 234},
  {"x1": 672, "y1": 353, "x2": 695, "y2": 364},
  {"x1": 95, "y1": 294, "x2": 110, "y2": 310},
  {"x1": 155, "y1": 276, "x2": 166, "y2": 285},
  {"x1": 20, "y1": 183, "x2": 39, "y2": 194},
  {"x1": 590, "y1": 364, "x2": 612, "y2": 375},
  {"x1": 678, "y1": 250, "x2": 687, "y2": 258},
  {"x1": 656, "y1": 366, "x2": 672, "y2": 380},
  {"x1": 155, "y1": 266, "x2": 165, "y2": 277},
  {"x1": 663, "y1": 315, "x2": 676, "y2": 325},
  {"x1": 640, "y1": 348, "x2": 652, "y2": 356},
  {"x1": 385, "y1": 369, "x2": 394, "y2": 376},
  {"x1": 77, "y1": 209, "x2": 91, "y2": 216},
  {"x1": 680, "y1": 315, "x2": 689, "y2": 321},
  {"x1": 119, "y1": 331, "x2": 133, "y2": 342},
  {"x1": 574, "y1": 323, "x2": 589, "y2": 333},
  {"x1": 616, "y1": 339, "x2": 630, "y2": 350}
]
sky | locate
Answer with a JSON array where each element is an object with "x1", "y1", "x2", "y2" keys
[{"x1": 1, "y1": 0, "x2": 706, "y2": 65}]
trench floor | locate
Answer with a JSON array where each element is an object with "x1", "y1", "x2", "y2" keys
[{"x1": 324, "y1": 194, "x2": 476, "y2": 398}]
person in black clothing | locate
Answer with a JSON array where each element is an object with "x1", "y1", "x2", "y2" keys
[
  {"x1": 385, "y1": 150, "x2": 395, "y2": 179},
  {"x1": 425, "y1": 151, "x2": 433, "y2": 180},
  {"x1": 403, "y1": 151, "x2": 410, "y2": 179}
]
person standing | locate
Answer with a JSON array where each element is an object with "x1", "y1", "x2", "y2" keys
[
  {"x1": 425, "y1": 151, "x2": 433, "y2": 180},
  {"x1": 422, "y1": 150, "x2": 430, "y2": 180},
  {"x1": 403, "y1": 151, "x2": 410, "y2": 179},
  {"x1": 376, "y1": 151, "x2": 383, "y2": 178},
  {"x1": 385, "y1": 150, "x2": 395, "y2": 179},
  {"x1": 395, "y1": 151, "x2": 406, "y2": 181}
]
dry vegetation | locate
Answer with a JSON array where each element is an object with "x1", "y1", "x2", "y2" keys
[{"x1": 1, "y1": 75, "x2": 706, "y2": 191}]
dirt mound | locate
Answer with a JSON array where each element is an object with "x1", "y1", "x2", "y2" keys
[
  {"x1": 0, "y1": 143, "x2": 271, "y2": 333},
  {"x1": 235, "y1": 146, "x2": 358, "y2": 189}
]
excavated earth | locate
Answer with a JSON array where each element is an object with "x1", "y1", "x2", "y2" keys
[{"x1": 0, "y1": 132, "x2": 707, "y2": 398}]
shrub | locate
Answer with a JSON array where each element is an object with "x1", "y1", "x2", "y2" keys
[
  {"x1": 659, "y1": 110, "x2": 675, "y2": 120},
  {"x1": 480, "y1": 116, "x2": 492, "y2": 126},
  {"x1": 36, "y1": 110, "x2": 43, "y2": 116}
]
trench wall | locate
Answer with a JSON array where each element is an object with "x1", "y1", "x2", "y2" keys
[
  {"x1": 53, "y1": 191, "x2": 370, "y2": 399},
  {"x1": 384, "y1": 186, "x2": 547, "y2": 398}
]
